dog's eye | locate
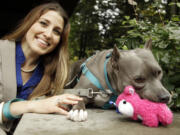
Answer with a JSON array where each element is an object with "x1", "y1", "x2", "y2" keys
[
  {"x1": 157, "y1": 70, "x2": 161, "y2": 76},
  {"x1": 153, "y1": 70, "x2": 162, "y2": 77},
  {"x1": 134, "y1": 77, "x2": 145, "y2": 83}
]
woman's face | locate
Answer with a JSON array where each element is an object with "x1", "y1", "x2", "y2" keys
[{"x1": 24, "y1": 10, "x2": 64, "y2": 55}]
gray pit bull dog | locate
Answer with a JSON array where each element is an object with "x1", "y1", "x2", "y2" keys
[{"x1": 66, "y1": 39, "x2": 171, "y2": 121}]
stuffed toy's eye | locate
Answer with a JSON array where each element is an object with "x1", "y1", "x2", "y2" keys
[
  {"x1": 118, "y1": 99, "x2": 134, "y2": 117},
  {"x1": 123, "y1": 100, "x2": 126, "y2": 104}
]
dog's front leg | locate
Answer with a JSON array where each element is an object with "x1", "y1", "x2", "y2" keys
[{"x1": 67, "y1": 97, "x2": 89, "y2": 122}]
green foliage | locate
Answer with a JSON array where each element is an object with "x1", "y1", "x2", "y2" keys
[{"x1": 69, "y1": 0, "x2": 102, "y2": 59}]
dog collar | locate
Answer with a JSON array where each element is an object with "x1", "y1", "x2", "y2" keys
[{"x1": 104, "y1": 53, "x2": 118, "y2": 95}]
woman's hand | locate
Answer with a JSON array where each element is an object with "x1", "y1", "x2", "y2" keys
[
  {"x1": 9, "y1": 94, "x2": 83, "y2": 118},
  {"x1": 30, "y1": 94, "x2": 83, "y2": 115}
]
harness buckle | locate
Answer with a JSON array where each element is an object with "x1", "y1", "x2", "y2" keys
[
  {"x1": 64, "y1": 88, "x2": 94, "y2": 98},
  {"x1": 77, "y1": 88, "x2": 94, "y2": 98}
]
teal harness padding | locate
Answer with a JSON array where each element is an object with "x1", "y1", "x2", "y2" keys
[
  {"x1": 104, "y1": 53, "x2": 118, "y2": 95},
  {"x1": 81, "y1": 63, "x2": 104, "y2": 90},
  {"x1": 80, "y1": 52, "x2": 118, "y2": 109}
]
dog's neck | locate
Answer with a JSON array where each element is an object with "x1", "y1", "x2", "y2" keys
[
  {"x1": 89, "y1": 50, "x2": 123, "y2": 94},
  {"x1": 105, "y1": 50, "x2": 137, "y2": 94},
  {"x1": 106, "y1": 58, "x2": 123, "y2": 94},
  {"x1": 85, "y1": 49, "x2": 132, "y2": 95}
]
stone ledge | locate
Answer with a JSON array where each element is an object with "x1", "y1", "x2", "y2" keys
[{"x1": 14, "y1": 109, "x2": 180, "y2": 135}]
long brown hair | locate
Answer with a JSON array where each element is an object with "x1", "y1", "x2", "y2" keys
[{"x1": 3, "y1": 2, "x2": 70, "y2": 99}]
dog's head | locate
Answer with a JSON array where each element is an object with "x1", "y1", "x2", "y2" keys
[{"x1": 109, "y1": 39, "x2": 171, "y2": 103}]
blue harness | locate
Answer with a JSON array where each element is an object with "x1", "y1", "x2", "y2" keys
[{"x1": 80, "y1": 52, "x2": 118, "y2": 109}]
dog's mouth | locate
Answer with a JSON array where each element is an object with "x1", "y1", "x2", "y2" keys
[
  {"x1": 139, "y1": 93, "x2": 171, "y2": 104},
  {"x1": 132, "y1": 83, "x2": 171, "y2": 104},
  {"x1": 158, "y1": 94, "x2": 171, "y2": 103}
]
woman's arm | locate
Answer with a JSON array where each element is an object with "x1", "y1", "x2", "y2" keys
[{"x1": 2, "y1": 94, "x2": 82, "y2": 122}]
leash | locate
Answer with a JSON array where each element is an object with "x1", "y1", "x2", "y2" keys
[
  {"x1": 64, "y1": 88, "x2": 112, "y2": 98},
  {"x1": 64, "y1": 70, "x2": 82, "y2": 89},
  {"x1": 64, "y1": 88, "x2": 116, "y2": 109}
]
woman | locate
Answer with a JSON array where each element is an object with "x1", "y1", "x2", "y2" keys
[{"x1": 0, "y1": 2, "x2": 82, "y2": 134}]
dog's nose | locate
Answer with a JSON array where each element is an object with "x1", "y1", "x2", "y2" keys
[{"x1": 159, "y1": 95, "x2": 170, "y2": 103}]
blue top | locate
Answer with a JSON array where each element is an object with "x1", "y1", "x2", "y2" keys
[{"x1": 16, "y1": 42, "x2": 44, "y2": 100}]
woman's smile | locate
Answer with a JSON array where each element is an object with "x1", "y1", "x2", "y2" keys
[{"x1": 36, "y1": 36, "x2": 50, "y2": 48}]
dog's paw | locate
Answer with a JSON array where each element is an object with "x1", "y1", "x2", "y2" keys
[{"x1": 67, "y1": 109, "x2": 88, "y2": 122}]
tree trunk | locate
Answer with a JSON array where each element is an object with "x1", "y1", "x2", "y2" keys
[{"x1": 170, "y1": 0, "x2": 177, "y2": 15}]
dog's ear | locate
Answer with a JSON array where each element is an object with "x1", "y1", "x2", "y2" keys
[
  {"x1": 144, "y1": 38, "x2": 152, "y2": 50},
  {"x1": 111, "y1": 45, "x2": 120, "y2": 70}
]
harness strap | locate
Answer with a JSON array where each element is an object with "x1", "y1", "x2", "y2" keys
[
  {"x1": 81, "y1": 63, "x2": 104, "y2": 90},
  {"x1": 104, "y1": 53, "x2": 117, "y2": 95},
  {"x1": 102, "y1": 95, "x2": 118, "y2": 109}
]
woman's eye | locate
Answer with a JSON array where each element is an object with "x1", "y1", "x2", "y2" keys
[
  {"x1": 53, "y1": 29, "x2": 61, "y2": 35},
  {"x1": 39, "y1": 21, "x2": 48, "y2": 26}
]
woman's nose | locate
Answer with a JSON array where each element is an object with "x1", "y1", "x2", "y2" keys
[{"x1": 43, "y1": 28, "x2": 53, "y2": 38}]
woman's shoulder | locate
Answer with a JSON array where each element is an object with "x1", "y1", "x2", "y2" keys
[
  {"x1": 0, "y1": 39, "x2": 15, "y2": 45},
  {"x1": 0, "y1": 40, "x2": 16, "y2": 55},
  {"x1": 0, "y1": 40, "x2": 15, "y2": 48}
]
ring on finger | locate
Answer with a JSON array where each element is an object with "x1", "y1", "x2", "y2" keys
[{"x1": 56, "y1": 98, "x2": 62, "y2": 105}]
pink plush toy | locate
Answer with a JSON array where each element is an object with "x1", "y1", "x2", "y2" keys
[{"x1": 115, "y1": 86, "x2": 173, "y2": 127}]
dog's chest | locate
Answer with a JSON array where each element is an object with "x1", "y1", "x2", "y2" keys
[{"x1": 93, "y1": 93, "x2": 111, "y2": 107}]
